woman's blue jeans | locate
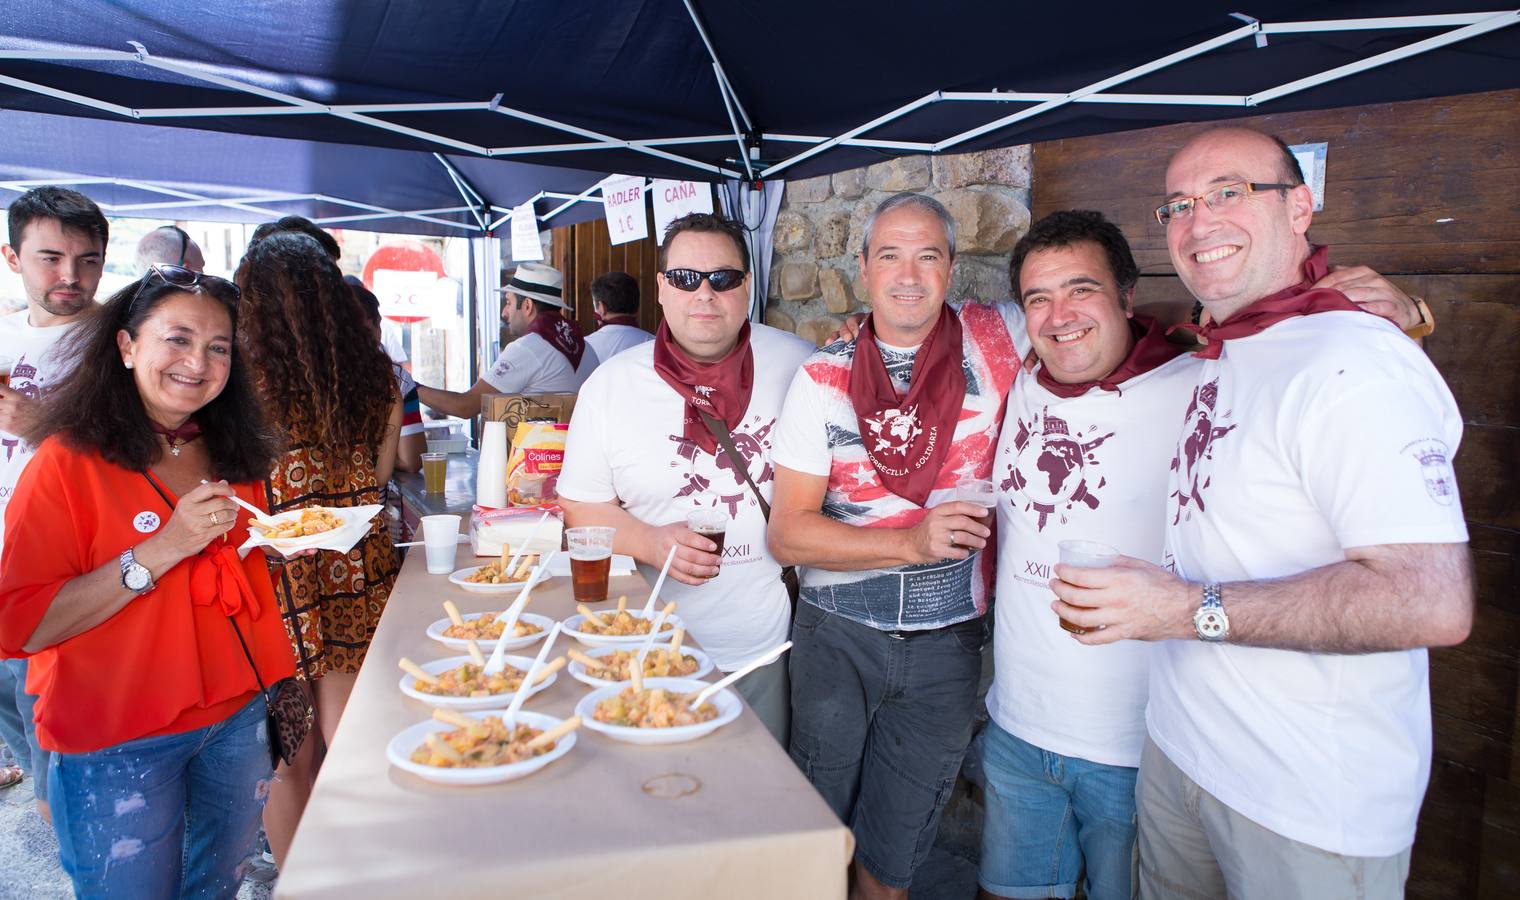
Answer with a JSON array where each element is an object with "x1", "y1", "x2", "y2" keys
[{"x1": 48, "y1": 696, "x2": 272, "y2": 899}]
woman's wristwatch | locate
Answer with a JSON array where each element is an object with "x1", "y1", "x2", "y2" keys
[{"x1": 119, "y1": 548, "x2": 156, "y2": 594}]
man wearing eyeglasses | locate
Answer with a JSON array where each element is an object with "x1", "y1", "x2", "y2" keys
[
  {"x1": 416, "y1": 261, "x2": 600, "y2": 419},
  {"x1": 1048, "y1": 127, "x2": 1471, "y2": 899},
  {"x1": 134, "y1": 224, "x2": 205, "y2": 274},
  {"x1": 0, "y1": 186, "x2": 110, "y2": 826},
  {"x1": 558, "y1": 212, "x2": 813, "y2": 743}
]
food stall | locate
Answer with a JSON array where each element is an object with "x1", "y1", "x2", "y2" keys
[{"x1": 274, "y1": 524, "x2": 852, "y2": 899}]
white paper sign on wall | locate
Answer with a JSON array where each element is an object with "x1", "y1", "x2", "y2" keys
[
  {"x1": 601, "y1": 175, "x2": 649, "y2": 245},
  {"x1": 1289, "y1": 142, "x2": 1327, "y2": 212},
  {"x1": 650, "y1": 179, "x2": 715, "y2": 244},
  {"x1": 510, "y1": 202, "x2": 544, "y2": 261}
]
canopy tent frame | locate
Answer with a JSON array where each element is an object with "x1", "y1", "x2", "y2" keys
[{"x1": 2, "y1": 11, "x2": 1511, "y2": 188}]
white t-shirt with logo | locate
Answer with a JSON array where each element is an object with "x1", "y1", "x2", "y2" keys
[
  {"x1": 989, "y1": 353, "x2": 1200, "y2": 768},
  {"x1": 585, "y1": 324, "x2": 653, "y2": 362},
  {"x1": 483, "y1": 332, "x2": 600, "y2": 394},
  {"x1": 1152, "y1": 311, "x2": 1469, "y2": 857},
  {"x1": 0, "y1": 311, "x2": 79, "y2": 555},
  {"x1": 557, "y1": 324, "x2": 813, "y2": 670}
]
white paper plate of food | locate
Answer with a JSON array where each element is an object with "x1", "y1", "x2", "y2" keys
[
  {"x1": 426, "y1": 611, "x2": 556, "y2": 654},
  {"x1": 386, "y1": 710, "x2": 577, "y2": 786},
  {"x1": 561, "y1": 610, "x2": 684, "y2": 648},
  {"x1": 575, "y1": 677, "x2": 740, "y2": 745},
  {"x1": 567, "y1": 644, "x2": 714, "y2": 688},
  {"x1": 398, "y1": 655, "x2": 558, "y2": 710},
  {"x1": 447, "y1": 561, "x2": 542, "y2": 593},
  {"x1": 240, "y1": 504, "x2": 384, "y2": 557}
]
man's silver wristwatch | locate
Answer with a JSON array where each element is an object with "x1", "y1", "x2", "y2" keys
[
  {"x1": 1193, "y1": 582, "x2": 1229, "y2": 642},
  {"x1": 119, "y1": 548, "x2": 155, "y2": 594}
]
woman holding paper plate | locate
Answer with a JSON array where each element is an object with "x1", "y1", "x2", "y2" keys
[
  {"x1": 0, "y1": 266, "x2": 292, "y2": 897},
  {"x1": 236, "y1": 229, "x2": 402, "y2": 862}
]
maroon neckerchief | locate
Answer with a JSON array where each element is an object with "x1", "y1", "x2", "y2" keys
[
  {"x1": 1171, "y1": 246, "x2": 1366, "y2": 360},
  {"x1": 595, "y1": 312, "x2": 641, "y2": 329},
  {"x1": 652, "y1": 320, "x2": 754, "y2": 456},
  {"x1": 525, "y1": 309, "x2": 586, "y2": 368},
  {"x1": 149, "y1": 417, "x2": 203, "y2": 452},
  {"x1": 1036, "y1": 315, "x2": 1184, "y2": 398},
  {"x1": 848, "y1": 306, "x2": 966, "y2": 506}
]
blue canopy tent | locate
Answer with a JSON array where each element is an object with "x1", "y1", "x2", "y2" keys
[
  {"x1": 1, "y1": 1, "x2": 1516, "y2": 341},
  {"x1": 1, "y1": 1, "x2": 1517, "y2": 233}
]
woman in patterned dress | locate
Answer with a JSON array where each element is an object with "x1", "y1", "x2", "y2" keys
[{"x1": 235, "y1": 231, "x2": 402, "y2": 862}]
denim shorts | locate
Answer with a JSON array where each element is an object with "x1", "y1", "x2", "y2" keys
[
  {"x1": 788, "y1": 601, "x2": 987, "y2": 889},
  {"x1": 979, "y1": 721, "x2": 1137, "y2": 900}
]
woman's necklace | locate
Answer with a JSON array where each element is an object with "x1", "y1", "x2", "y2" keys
[{"x1": 149, "y1": 419, "x2": 203, "y2": 456}]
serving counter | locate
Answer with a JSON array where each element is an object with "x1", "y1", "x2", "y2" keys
[{"x1": 274, "y1": 535, "x2": 851, "y2": 900}]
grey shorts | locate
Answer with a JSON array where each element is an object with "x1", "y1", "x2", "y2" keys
[
  {"x1": 788, "y1": 602, "x2": 987, "y2": 889},
  {"x1": 1137, "y1": 737, "x2": 1411, "y2": 900}
]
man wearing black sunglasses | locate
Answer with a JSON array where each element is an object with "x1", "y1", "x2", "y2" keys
[
  {"x1": 133, "y1": 224, "x2": 204, "y2": 274},
  {"x1": 559, "y1": 212, "x2": 813, "y2": 744},
  {"x1": 0, "y1": 185, "x2": 110, "y2": 827}
]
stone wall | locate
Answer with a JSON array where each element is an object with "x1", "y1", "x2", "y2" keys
[{"x1": 763, "y1": 147, "x2": 1032, "y2": 345}]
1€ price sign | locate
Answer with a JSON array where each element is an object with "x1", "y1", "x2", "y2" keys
[{"x1": 601, "y1": 174, "x2": 649, "y2": 246}]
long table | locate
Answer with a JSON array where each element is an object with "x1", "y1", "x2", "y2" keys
[{"x1": 275, "y1": 538, "x2": 852, "y2": 899}]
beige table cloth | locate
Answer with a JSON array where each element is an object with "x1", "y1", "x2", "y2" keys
[{"x1": 275, "y1": 539, "x2": 851, "y2": 899}]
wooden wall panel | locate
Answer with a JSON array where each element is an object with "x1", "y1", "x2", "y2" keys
[
  {"x1": 1032, "y1": 92, "x2": 1520, "y2": 900},
  {"x1": 1032, "y1": 89, "x2": 1520, "y2": 277},
  {"x1": 551, "y1": 207, "x2": 663, "y2": 338}
]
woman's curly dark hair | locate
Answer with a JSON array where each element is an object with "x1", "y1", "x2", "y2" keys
[
  {"x1": 31, "y1": 277, "x2": 281, "y2": 481},
  {"x1": 235, "y1": 232, "x2": 395, "y2": 464}
]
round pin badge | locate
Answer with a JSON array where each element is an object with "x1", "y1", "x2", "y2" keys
[{"x1": 132, "y1": 511, "x2": 161, "y2": 533}]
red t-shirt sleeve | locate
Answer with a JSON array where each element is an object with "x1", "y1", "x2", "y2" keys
[{"x1": 0, "y1": 440, "x2": 89, "y2": 658}]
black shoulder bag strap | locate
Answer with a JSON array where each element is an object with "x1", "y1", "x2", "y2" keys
[
  {"x1": 695, "y1": 410, "x2": 800, "y2": 613},
  {"x1": 138, "y1": 472, "x2": 274, "y2": 703}
]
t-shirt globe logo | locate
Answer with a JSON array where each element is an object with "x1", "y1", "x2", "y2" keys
[
  {"x1": 1170, "y1": 378, "x2": 1237, "y2": 524},
  {"x1": 669, "y1": 415, "x2": 776, "y2": 517},
  {"x1": 862, "y1": 404, "x2": 922, "y2": 459},
  {"x1": 1002, "y1": 407, "x2": 1114, "y2": 531}
]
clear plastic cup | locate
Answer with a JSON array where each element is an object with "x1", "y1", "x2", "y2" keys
[
  {"x1": 955, "y1": 479, "x2": 997, "y2": 524},
  {"x1": 421, "y1": 452, "x2": 448, "y2": 494},
  {"x1": 685, "y1": 508, "x2": 729, "y2": 570},
  {"x1": 1055, "y1": 540, "x2": 1119, "y2": 634},
  {"x1": 421, "y1": 514, "x2": 462, "y2": 575},
  {"x1": 566, "y1": 526, "x2": 616, "y2": 603}
]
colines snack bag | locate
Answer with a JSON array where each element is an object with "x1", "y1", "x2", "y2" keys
[{"x1": 505, "y1": 421, "x2": 567, "y2": 508}]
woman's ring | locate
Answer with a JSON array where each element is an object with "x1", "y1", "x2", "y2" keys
[
  {"x1": 950, "y1": 530, "x2": 959, "y2": 548},
  {"x1": 209, "y1": 511, "x2": 220, "y2": 526}
]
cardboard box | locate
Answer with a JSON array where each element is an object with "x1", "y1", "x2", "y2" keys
[{"x1": 481, "y1": 393, "x2": 578, "y2": 452}]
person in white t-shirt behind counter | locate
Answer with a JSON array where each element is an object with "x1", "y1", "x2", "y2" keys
[
  {"x1": 1049, "y1": 126, "x2": 1471, "y2": 900},
  {"x1": 416, "y1": 262, "x2": 599, "y2": 418},
  {"x1": 0, "y1": 186, "x2": 111, "y2": 825},
  {"x1": 584, "y1": 270, "x2": 654, "y2": 362},
  {"x1": 557, "y1": 213, "x2": 811, "y2": 744}
]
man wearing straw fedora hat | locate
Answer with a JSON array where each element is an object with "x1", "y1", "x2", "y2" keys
[{"x1": 417, "y1": 261, "x2": 600, "y2": 418}]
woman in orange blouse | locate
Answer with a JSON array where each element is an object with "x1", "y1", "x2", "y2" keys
[{"x1": 0, "y1": 267, "x2": 290, "y2": 899}]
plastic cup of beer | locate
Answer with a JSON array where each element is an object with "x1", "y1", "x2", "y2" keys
[
  {"x1": 955, "y1": 479, "x2": 997, "y2": 523},
  {"x1": 0, "y1": 354, "x2": 14, "y2": 389},
  {"x1": 1055, "y1": 540, "x2": 1119, "y2": 635},
  {"x1": 420, "y1": 514, "x2": 462, "y2": 575},
  {"x1": 686, "y1": 508, "x2": 729, "y2": 571},
  {"x1": 420, "y1": 452, "x2": 448, "y2": 494},
  {"x1": 566, "y1": 526, "x2": 615, "y2": 603}
]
